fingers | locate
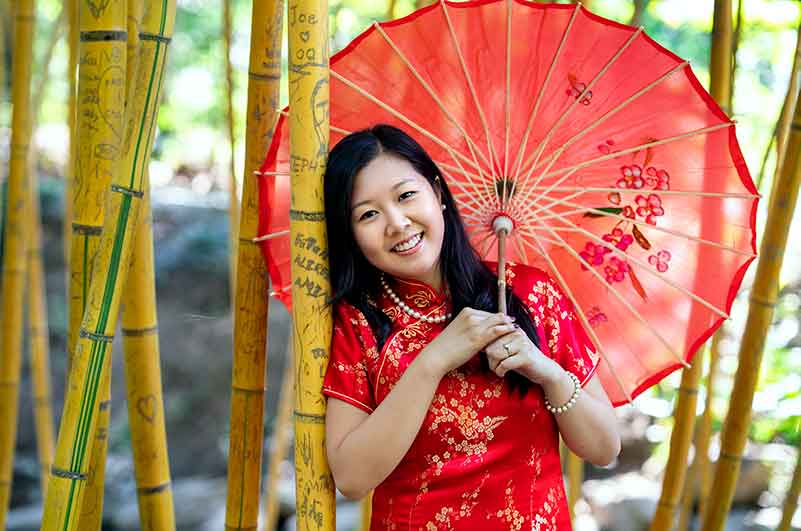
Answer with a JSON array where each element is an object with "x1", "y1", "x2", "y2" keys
[
  {"x1": 495, "y1": 352, "x2": 529, "y2": 378},
  {"x1": 484, "y1": 331, "x2": 520, "y2": 371}
]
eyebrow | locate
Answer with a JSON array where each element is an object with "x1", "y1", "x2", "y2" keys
[{"x1": 351, "y1": 178, "x2": 416, "y2": 211}]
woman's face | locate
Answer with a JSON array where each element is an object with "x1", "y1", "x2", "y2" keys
[{"x1": 349, "y1": 153, "x2": 446, "y2": 290}]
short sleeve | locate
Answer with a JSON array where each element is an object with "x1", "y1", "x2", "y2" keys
[
  {"x1": 541, "y1": 275, "x2": 601, "y2": 387},
  {"x1": 321, "y1": 303, "x2": 377, "y2": 414}
]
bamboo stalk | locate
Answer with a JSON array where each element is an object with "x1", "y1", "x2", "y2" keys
[
  {"x1": 288, "y1": 0, "x2": 336, "y2": 528},
  {"x1": 630, "y1": 0, "x2": 649, "y2": 27},
  {"x1": 770, "y1": 23, "x2": 801, "y2": 197},
  {"x1": 729, "y1": 0, "x2": 743, "y2": 113},
  {"x1": 566, "y1": 449, "x2": 583, "y2": 520},
  {"x1": 223, "y1": 0, "x2": 239, "y2": 302},
  {"x1": 360, "y1": 492, "x2": 374, "y2": 531},
  {"x1": 40, "y1": 2, "x2": 176, "y2": 528},
  {"x1": 223, "y1": 0, "x2": 283, "y2": 527},
  {"x1": 0, "y1": 0, "x2": 36, "y2": 526},
  {"x1": 74, "y1": 1, "x2": 146, "y2": 525},
  {"x1": 386, "y1": 0, "x2": 397, "y2": 20},
  {"x1": 649, "y1": 359, "x2": 703, "y2": 531},
  {"x1": 778, "y1": 444, "x2": 801, "y2": 531},
  {"x1": 67, "y1": 0, "x2": 127, "y2": 385},
  {"x1": 262, "y1": 346, "x2": 295, "y2": 531},
  {"x1": 64, "y1": 0, "x2": 79, "y2": 322},
  {"x1": 121, "y1": 187, "x2": 176, "y2": 530},
  {"x1": 700, "y1": 79, "x2": 801, "y2": 531},
  {"x1": 690, "y1": 330, "x2": 723, "y2": 527},
  {"x1": 26, "y1": 137, "x2": 56, "y2": 499},
  {"x1": 32, "y1": 6, "x2": 66, "y2": 124}
]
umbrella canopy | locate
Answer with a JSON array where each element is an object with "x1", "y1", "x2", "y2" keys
[{"x1": 256, "y1": 0, "x2": 758, "y2": 406}]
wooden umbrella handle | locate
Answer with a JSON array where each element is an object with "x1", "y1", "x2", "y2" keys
[{"x1": 497, "y1": 228, "x2": 508, "y2": 314}]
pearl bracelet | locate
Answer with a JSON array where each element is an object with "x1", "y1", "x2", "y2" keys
[{"x1": 544, "y1": 371, "x2": 581, "y2": 415}]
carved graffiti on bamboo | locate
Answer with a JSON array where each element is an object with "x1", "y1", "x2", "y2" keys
[
  {"x1": 235, "y1": 250, "x2": 269, "y2": 359},
  {"x1": 85, "y1": 0, "x2": 112, "y2": 19},
  {"x1": 136, "y1": 393, "x2": 157, "y2": 423}
]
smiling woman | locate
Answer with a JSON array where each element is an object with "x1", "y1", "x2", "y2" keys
[{"x1": 319, "y1": 124, "x2": 620, "y2": 530}]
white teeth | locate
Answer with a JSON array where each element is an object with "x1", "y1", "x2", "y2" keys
[{"x1": 393, "y1": 233, "x2": 422, "y2": 252}]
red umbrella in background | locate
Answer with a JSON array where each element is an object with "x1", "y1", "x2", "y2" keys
[{"x1": 255, "y1": 0, "x2": 759, "y2": 406}]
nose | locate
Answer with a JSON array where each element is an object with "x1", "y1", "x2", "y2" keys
[{"x1": 384, "y1": 205, "x2": 411, "y2": 236}]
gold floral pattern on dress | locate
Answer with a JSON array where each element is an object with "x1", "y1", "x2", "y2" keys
[{"x1": 486, "y1": 480, "x2": 525, "y2": 530}]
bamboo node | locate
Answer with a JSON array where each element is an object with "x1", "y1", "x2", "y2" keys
[
  {"x1": 289, "y1": 209, "x2": 326, "y2": 222},
  {"x1": 50, "y1": 466, "x2": 88, "y2": 481},
  {"x1": 79, "y1": 30, "x2": 127, "y2": 42},
  {"x1": 72, "y1": 222, "x2": 103, "y2": 235},
  {"x1": 139, "y1": 32, "x2": 172, "y2": 43},
  {"x1": 294, "y1": 410, "x2": 326, "y2": 424},
  {"x1": 138, "y1": 481, "x2": 172, "y2": 495},
  {"x1": 79, "y1": 328, "x2": 114, "y2": 343},
  {"x1": 110, "y1": 184, "x2": 145, "y2": 198}
]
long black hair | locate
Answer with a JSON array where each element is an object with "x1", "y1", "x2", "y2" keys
[{"x1": 323, "y1": 124, "x2": 541, "y2": 397}]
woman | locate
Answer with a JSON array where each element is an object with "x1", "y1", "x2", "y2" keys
[{"x1": 321, "y1": 124, "x2": 620, "y2": 530}]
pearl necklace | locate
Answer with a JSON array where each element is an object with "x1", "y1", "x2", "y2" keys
[{"x1": 380, "y1": 275, "x2": 452, "y2": 324}]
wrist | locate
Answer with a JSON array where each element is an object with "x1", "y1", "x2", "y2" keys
[
  {"x1": 415, "y1": 349, "x2": 446, "y2": 381},
  {"x1": 540, "y1": 364, "x2": 573, "y2": 402}
]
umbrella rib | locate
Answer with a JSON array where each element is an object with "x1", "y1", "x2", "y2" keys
[
  {"x1": 518, "y1": 231, "x2": 633, "y2": 404},
  {"x1": 520, "y1": 223, "x2": 690, "y2": 369},
  {"x1": 442, "y1": 168, "x2": 497, "y2": 214},
  {"x1": 331, "y1": 70, "x2": 485, "y2": 175},
  {"x1": 514, "y1": 61, "x2": 690, "y2": 209},
  {"x1": 504, "y1": 0, "x2": 512, "y2": 186},
  {"x1": 519, "y1": 206, "x2": 733, "y2": 318},
  {"x1": 440, "y1": 0, "x2": 501, "y2": 181},
  {"x1": 372, "y1": 22, "x2": 495, "y2": 181},
  {"x1": 522, "y1": 27, "x2": 645, "y2": 195},
  {"x1": 527, "y1": 122, "x2": 736, "y2": 208},
  {"x1": 253, "y1": 230, "x2": 290, "y2": 242},
  {"x1": 518, "y1": 185, "x2": 759, "y2": 200},
  {"x1": 510, "y1": 3, "x2": 581, "y2": 182},
  {"x1": 523, "y1": 194, "x2": 754, "y2": 259}
]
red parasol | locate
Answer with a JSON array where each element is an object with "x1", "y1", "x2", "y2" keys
[{"x1": 256, "y1": 0, "x2": 759, "y2": 406}]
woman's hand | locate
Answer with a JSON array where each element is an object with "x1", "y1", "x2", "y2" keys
[
  {"x1": 420, "y1": 308, "x2": 517, "y2": 379},
  {"x1": 484, "y1": 326, "x2": 563, "y2": 386}
]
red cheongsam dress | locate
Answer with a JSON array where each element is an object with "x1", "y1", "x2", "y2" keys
[{"x1": 322, "y1": 262, "x2": 601, "y2": 530}]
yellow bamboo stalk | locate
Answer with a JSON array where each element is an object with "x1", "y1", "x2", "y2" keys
[
  {"x1": 67, "y1": 0, "x2": 127, "y2": 379},
  {"x1": 709, "y1": 0, "x2": 733, "y2": 114},
  {"x1": 64, "y1": 0, "x2": 79, "y2": 299},
  {"x1": 0, "y1": 0, "x2": 36, "y2": 526},
  {"x1": 695, "y1": 330, "x2": 723, "y2": 524},
  {"x1": 26, "y1": 142, "x2": 56, "y2": 500},
  {"x1": 262, "y1": 349, "x2": 295, "y2": 531},
  {"x1": 700, "y1": 84, "x2": 801, "y2": 531},
  {"x1": 223, "y1": 0, "x2": 239, "y2": 301},
  {"x1": 73, "y1": 0, "x2": 145, "y2": 526},
  {"x1": 223, "y1": 0, "x2": 283, "y2": 526},
  {"x1": 729, "y1": 0, "x2": 742, "y2": 112},
  {"x1": 773, "y1": 24, "x2": 801, "y2": 196},
  {"x1": 0, "y1": 1, "x2": 6, "y2": 110},
  {"x1": 650, "y1": 3, "x2": 732, "y2": 529},
  {"x1": 40, "y1": 1, "x2": 176, "y2": 528},
  {"x1": 386, "y1": 0, "x2": 397, "y2": 20},
  {"x1": 649, "y1": 359, "x2": 703, "y2": 531},
  {"x1": 121, "y1": 188, "x2": 175, "y2": 530},
  {"x1": 677, "y1": 330, "x2": 722, "y2": 531},
  {"x1": 32, "y1": 6, "x2": 66, "y2": 123},
  {"x1": 567, "y1": 449, "x2": 583, "y2": 519},
  {"x1": 360, "y1": 492, "x2": 374, "y2": 531},
  {"x1": 288, "y1": 0, "x2": 335, "y2": 528},
  {"x1": 630, "y1": 0, "x2": 649, "y2": 27},
  {"x1": 778, "y1": 444, "x2": 801, "y2": 531}
]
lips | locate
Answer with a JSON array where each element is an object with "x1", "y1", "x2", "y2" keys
[{"x1": 392, "y1": 232, "x2": 423, "y2": 253}]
